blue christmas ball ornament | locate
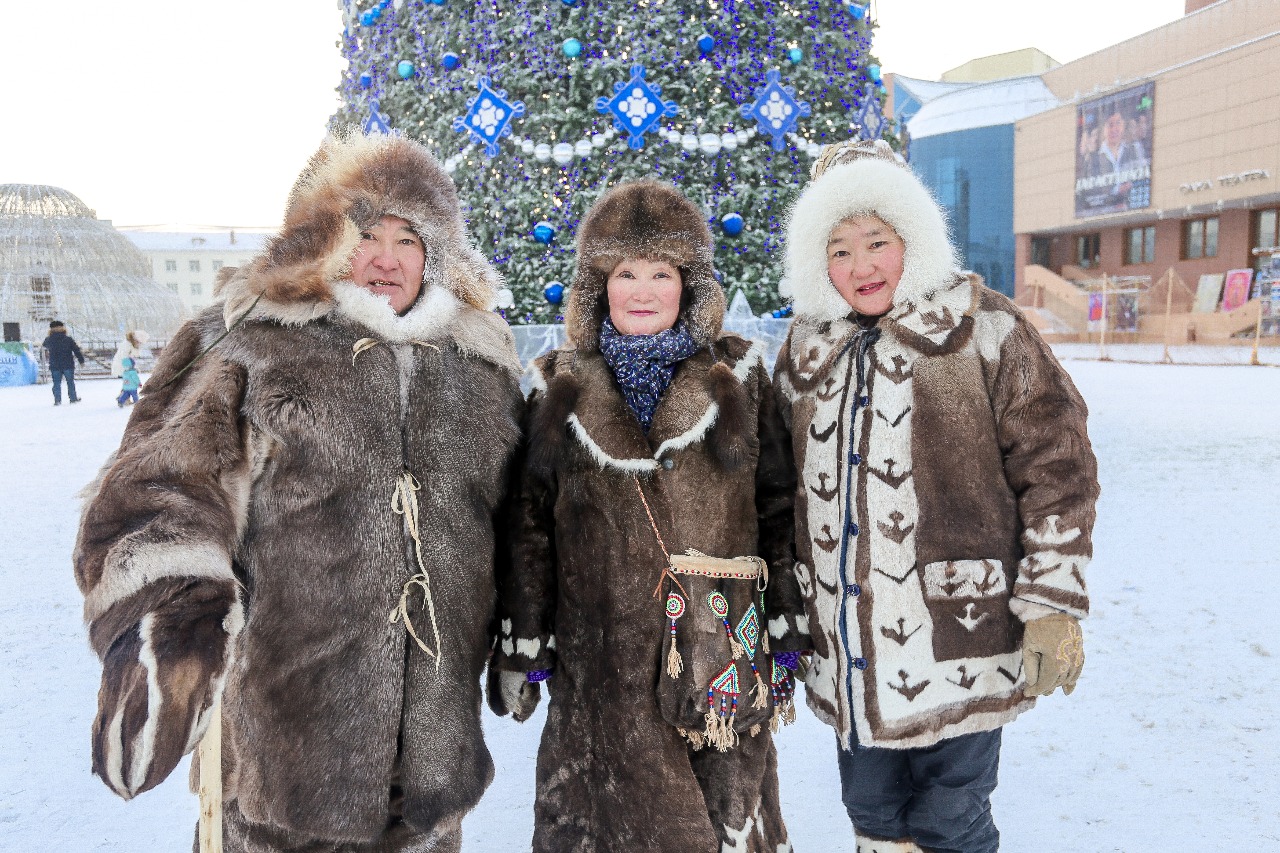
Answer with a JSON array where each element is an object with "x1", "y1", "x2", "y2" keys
[
  {"x1": 358, "y1": 72, "x2": 373, "y2": 89},
  {"x1": 441, "y1": 52, "x2": 460, "y2": 70},
  {"x1": 533, "y1": 221, "x2": 556, "y2": 243},
  {"x1": 788, "y1": 47, "x2": 803, "y2": 64},
  {"x1": 430, "y1": 0, "x2": 446, "y2": 5},
  {"x1": 868, "y1": 63, "x2": 882, "y2": 82},
  {"x1": 697, "y1": 34, "x2": 715, "y2": 54},
  {"x1": 562, "y1": 38, "x2": 582, "y2": 58},
  {"x1": 359, "y1": 10, "x2": 374, "y2": 25},
  {"x1": 544, "y1": 282, "x2": 565, "y2": 304},
  {"x1": 771, "y1": 309, "x2": 783, "y2": 319},
  {"x1": 397, "y1": 60, "x2": 415, "y2": 79},
  {"x1": 561, "y1": 0, "x2": 578, "y2": 5},
  {"x1": 848, "y1": 2, "x2": 867, "y2": 20},
  {"x1": 721, "y1": 213, "x2": 744, "y2": 236}
]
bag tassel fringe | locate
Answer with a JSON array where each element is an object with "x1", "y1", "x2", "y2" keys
[
  {"x1": 751, "y1": 672, "x2": 769, "y2": 709},
  {"x1": 667, "y1": 643, "x2": 684, "y2": 679}
]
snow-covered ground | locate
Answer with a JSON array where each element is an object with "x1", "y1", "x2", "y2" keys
[{"x1": 2, "y1": 360, "x2": 1278, "y2": 852}]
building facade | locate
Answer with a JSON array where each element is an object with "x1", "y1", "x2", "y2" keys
[
  {"x1": 906, "y1": 76, "x2": 1059, "y2": 297},
  {"x1": 1013, "y1": 0, "x2": 1280, "y2": 307},
  {"x1": 119, "y1": 227, "x2": 273, "y2": 315}
]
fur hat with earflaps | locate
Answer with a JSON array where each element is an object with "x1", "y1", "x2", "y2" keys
[
  {"x1": 783, "y1": 139, "x2": 959, "y2": 324},
  {"x1": 565, "y1": 180, "x2": 725, "y2": 352}
]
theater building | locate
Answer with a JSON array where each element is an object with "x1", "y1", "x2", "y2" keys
[{"x1": 1013, "y1": 0, "x2": 1280, "y2": 328}]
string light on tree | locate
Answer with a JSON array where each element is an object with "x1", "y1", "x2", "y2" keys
[{"x1": 335, "y1": 0, "x2": 890, "y2": 322}]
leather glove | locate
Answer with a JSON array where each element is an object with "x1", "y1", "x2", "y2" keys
[
  {"x1": 91, "y1": 581, "x2": 240, "y2": 799},
  {"x1": 1021, "y1": 613, "x2": 1084, "y2": 697},
  {"x1": 486, "y1": 668, "x2": 541, "y2": 722}
]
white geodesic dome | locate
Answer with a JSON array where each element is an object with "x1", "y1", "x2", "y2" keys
[{"x1": 0, "y1": 184, "x2": 186, "y2": 343}]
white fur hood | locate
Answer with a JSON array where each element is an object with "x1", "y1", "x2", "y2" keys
[{"x1": 782, "y1": 157, "x2": 960, "y2": 324}]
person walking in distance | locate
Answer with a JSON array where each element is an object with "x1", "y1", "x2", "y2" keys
[{"x1": 42, "y1": 319, "x2": 85, "y2": 405}]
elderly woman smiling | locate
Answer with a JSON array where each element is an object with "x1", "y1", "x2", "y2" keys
[{"x1": 489, "y1": 180, "x2": 810, "y2": 853}]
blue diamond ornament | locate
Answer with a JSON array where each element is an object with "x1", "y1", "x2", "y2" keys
[
  {"x1": 452, "y1": 77, "x2": 526, "y2": 157},
  {"x1": 363, "y1": 99, "x2": 392, "y2": 135},
  {"x1": 857, "y1": 92, "x2": 887, "y2": 142},
  {"x1": 596, "y1": 65, "x2": 678, "y2": 150},
  {"x1": 742, "y1": 69, "x2": 811, "y2": 151}
]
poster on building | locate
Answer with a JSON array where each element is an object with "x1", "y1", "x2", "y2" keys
[
  {"x1": 1192, "y1": 274, "x2": 1224, "y2": 313},
  {"x1": 1114, "y1": 293, "x2": 1140, "y2": 331},
  {"x1": 1088, "y1": 292, "x2": 1104, "y2": 322},
  {"x1": 1221, "y1": 269, "x2": 1254, "y2": 312},
  {"x1": 1074, "y1": 82, "x2": 1154, "y2": 218}
]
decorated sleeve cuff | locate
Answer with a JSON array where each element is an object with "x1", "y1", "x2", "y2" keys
[
  {"x1": 765, "y1": 611, "x2": 812, "y2": 653},
  {"x1": 493, "y1": 618, "x2": 558, "y2": 672}
]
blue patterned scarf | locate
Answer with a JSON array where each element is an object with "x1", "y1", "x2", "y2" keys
[{"x1": 598, "y1": 317, "x2": 701, "y2": 433}]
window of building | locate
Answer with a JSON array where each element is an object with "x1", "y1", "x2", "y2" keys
[
  {"x1": 1124, "y1": 226, "x2": 1156, "y2": 265},
  {"x1": 1076, "y1": 233, "x2": 1101, "y2": 269},
  {"x1": 212, "y1": 260, "x2": 223, "y2": 272},
  {"x1": 167, "y1": 283, "x2": 179, "y2": 293},
  {"x1": 1030, "y1": 236, "x2": 1052, "y2": 268},
  {"x1": 165, "y1": 259, "x2": 178, "y2": 272},
  {"x1": 191, "y1": 283, "x2": 203, "y2": 296},
  {"x1": 1252, "y1": 208, "x2": 1279, "y2": 273},
  {"x1": 1182, "y1": 217, "x2": 1219, "y2": 260},
  {"x1": 189, "y1": 259, "x2": 201, "y2": 272}
]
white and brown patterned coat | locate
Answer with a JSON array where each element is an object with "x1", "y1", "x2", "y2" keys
[
  {"x1": 73, "y1": 133, "x2": 523, "y2": 846},
  {"x1": 775, "y1": 152, "x2": 1100, "y2": 750}
]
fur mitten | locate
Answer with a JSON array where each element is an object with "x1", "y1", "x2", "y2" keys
[
  {"x1": 1021, "y1": 613, "x2": 1084, "y2": 697},
  {"x1": 91, "y1": 580, "x2": 241, "y2": 799},
  {"x1": 486, "y1": 668, "x2": 541, "y2": 722}
]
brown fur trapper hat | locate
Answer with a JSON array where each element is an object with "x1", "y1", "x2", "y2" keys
[
  {"x1": 225, "y1": 129, "x2": 500, "y2": 320},
  {"x1": 565, "y1": 180, "x2": 724, "y2": 352}
]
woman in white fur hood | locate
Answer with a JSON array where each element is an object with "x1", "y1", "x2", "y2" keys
[{"x1": 773, "y1": 140, "x2": 1099, "y2": 853}]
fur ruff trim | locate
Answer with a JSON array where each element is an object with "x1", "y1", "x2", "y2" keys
[
  {"x1": 565, "y1": 180, "x2": 724, "y2": 352},
  {"x1": 219, "y1": 131, "x2": 502, "y2": 330},
  {"x1": 783, "y1": 157, "x2": 959, "y2": 324}
]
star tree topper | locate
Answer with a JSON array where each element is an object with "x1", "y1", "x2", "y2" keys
[
  {"x1": 742, "y1": 69, "x2": 811, "y2": 151},
  {"x1": 596, "y1": 65, "x2": 678, "y2": 150},
  {"x1": 452, "y1": 77, "x2": 526, "y2": 157}
]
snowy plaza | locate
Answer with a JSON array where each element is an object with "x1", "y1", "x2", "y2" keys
[{"x1": 2, "y1": 353, "x2": 1277, "y2": 852}]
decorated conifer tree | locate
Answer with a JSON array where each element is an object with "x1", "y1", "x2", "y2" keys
[{"x1": 333, "y1": 0, "x2": 888, "y2": 323}]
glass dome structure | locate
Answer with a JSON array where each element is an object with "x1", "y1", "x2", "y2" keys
[{"x1": 0, "y1": 184, "x2": 186, "y2": 344}]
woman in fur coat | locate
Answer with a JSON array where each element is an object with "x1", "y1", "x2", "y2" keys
[
  {"x1": 775, "y1": 140, "x2": 1100, "y2": 853},
  {"x1": 489, "y1": 181, "x2": 811, "y2": 853},
  {"x1": 73, "y1": 132, "x2": 524, "y2": 852}
]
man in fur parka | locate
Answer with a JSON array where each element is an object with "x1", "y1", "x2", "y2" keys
[
  {"x1": 488, "y1": 181, "x2": 811, "y2": 852},
  {"x1": 775, "y1": 140, "x2": 1099, "y2": 853},
  {"x1": 73, "y1": 132, "x2": 523, "y2": 852}
]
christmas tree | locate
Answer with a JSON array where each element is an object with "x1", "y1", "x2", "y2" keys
[{"x1": 333, "y1": 0, "x2": 887, "y2": 323}]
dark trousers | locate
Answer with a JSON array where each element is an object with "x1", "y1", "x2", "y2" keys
[
  {"x1": 51, "y1": 368, "x2": 78, "y2": 403},
  {"x1": 837, "y1": 728, "x2": 1002, "y2": 853},
  {"x1": 117, "y1": 388, "x2": 139, "y2": 406}
]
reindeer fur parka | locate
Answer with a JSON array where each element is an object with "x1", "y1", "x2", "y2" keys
[
  {"x1": 776, "y1": 143, "x2": 1100, "y2": 750},
  {"x1": 73, "y1": 133, "x2": 523, "y2": 847},
  {"x1": 492, "y1": 182, "x2": 809, "y2": 853}
]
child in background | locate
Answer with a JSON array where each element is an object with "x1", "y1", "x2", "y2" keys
[{"x1": 116, "y1": 357, "x2": 140, "y2": 407}]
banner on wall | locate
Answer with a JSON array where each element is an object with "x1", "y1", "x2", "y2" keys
[{"x1": 1074, "y1": 82, "x2": 1154, "y2": 218}]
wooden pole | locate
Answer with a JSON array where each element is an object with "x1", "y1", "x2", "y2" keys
[
  {"x1": 1099, "y1": 273, "x2": 1110, "y2": 361},
  {"x1": 198, "y1": 704, "x2": 223, "y2": 853},
  {"x1": 1162, "y1": 269, "x2": 1174, "y2": 363},
  {"x1": 1250, "y1": 298, "x2": 1264, "y2": 366}
]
